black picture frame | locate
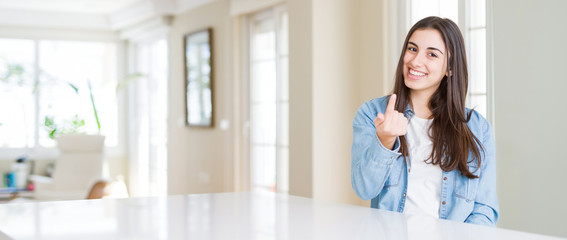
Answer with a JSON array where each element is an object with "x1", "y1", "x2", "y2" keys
[{"x1": 184, "y1": 28, "x2": 214, "y2": 127}]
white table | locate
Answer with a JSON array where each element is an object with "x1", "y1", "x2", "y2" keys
[{"x1": 0, "y1": 192, "x2": 563, "y2": 240}]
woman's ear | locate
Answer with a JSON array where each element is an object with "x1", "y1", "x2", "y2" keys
[{"x1": 446, "y1": 69, "x2": 453, "y2": 77}]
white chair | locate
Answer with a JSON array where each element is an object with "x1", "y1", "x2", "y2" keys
[{"x1": 31, "y1": 134, "x2": 106, "y2": 201}]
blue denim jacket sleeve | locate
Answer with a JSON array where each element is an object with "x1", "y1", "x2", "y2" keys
[
  {"x1": 351, "y1": 98, "x2": 402, "y2": 200},
  {"x1": 464, "y1": 118, "x2": 499, "y2": 226}
]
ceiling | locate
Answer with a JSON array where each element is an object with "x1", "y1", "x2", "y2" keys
[
  {"x1": 0, "y1": 0, "x2": 214, "y2": 31},
  {"x1": 0, "y1": 0, "x2": 142, "y2": 14}
]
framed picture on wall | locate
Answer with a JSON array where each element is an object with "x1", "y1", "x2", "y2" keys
[{"x1": 184, "y1": 28, "x2": 214, "y2": 127}]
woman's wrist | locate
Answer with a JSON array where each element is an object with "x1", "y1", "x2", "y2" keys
[{"x1": 377, "y1": 134, "x2": 396, "y2": 150}]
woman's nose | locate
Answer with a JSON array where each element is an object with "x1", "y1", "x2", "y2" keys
[{"x1": 409, "y1": 54, "x2": 424, "y2": 67}]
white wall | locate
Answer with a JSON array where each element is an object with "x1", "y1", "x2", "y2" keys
[
  {"x1": 492, "y1": 0, "x2": 567, "y2": 238},
  {"x1": 168, "y1": 0, "x2": 234, "y2": 194},
  {"x1": 359, "y1": 0, "x2": 385, "y2": 101},
  {"x1": 288, "y1": 0, "x2": 314, "y2": 198},
  {"x1": 312, "y1": 0, "x2": 361, "y2": 204}
]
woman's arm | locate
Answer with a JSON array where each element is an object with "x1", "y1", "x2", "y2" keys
[
  {"x1": 465, "y1": 120, "x2": 500, "y2": 226},
  {"x1": 351, "y1": 100, "x2": 403, "y2": 200}
]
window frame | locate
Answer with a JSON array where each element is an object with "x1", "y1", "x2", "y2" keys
[{"x1": 241, "y1": 5, "x2": 289, "y2": 193}]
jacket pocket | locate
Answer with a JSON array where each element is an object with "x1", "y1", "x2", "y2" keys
[
  {"x1": 454, "y1": 177, "x2": 479, "y2": 202},
  {"x1": 454, "y1": 156, "x2": 482, "y2": 201},
  {"x1": 384, "y1": 163, "x2": 403, "y2": 188}
]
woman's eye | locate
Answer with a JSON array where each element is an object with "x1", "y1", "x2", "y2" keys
[
  {"x1": 408, "y1": 47, "x2": 417, "y2": 52},
  {"x1": 428, "y1": 52, "x2": 438, "y2": 58}
]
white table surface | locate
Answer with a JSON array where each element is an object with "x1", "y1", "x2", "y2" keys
[{"x1": 0, "y1": 192, "x2": 563, "y2": 240}]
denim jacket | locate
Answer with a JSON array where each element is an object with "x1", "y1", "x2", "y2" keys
[{"x1": 351, "y1": 95, "x2": 499, "y2": 226}]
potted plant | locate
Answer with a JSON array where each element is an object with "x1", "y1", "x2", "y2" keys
[{"x1": 43, "y1": 79, "x2": 102, "y2": 138}]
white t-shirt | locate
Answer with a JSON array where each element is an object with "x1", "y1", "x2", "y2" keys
[{"x1": 403, "y1": 116, "x2": 442, "y2": 219}]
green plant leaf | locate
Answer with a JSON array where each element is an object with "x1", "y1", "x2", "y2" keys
[
  {"x1": 49, "y1": 129, "x2": 56, "y2": 140},
  {"x1": 87, "y1": 79, "x2": 101, "y2": 133},
  {"x1": 116, "y1": 72, "x2": 145, "y2": 92},
  {"x1": 44, "y1": 116, "x2": 54, "y2": 128},
  {"x1": 66, "y1": 82, "x2": 79, "y2": 94}
]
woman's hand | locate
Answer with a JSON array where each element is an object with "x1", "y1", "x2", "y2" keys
[{"x1": 374, "y1": 94, "x2": 408, "y2": 150}]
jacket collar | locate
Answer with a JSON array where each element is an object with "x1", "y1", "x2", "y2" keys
[{"x1": 403, "y1": 104, "x2": 414, "y2": 119}]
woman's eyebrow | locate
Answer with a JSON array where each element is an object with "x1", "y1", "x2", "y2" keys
[{"x1": 408, "y1": 41, "x2": 444, "y2": 55}]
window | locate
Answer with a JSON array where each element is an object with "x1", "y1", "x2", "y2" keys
[
  {"x1": 246, "y1": 6, "x2": 289, "y2": 193},
  {"x1": 0, "y1": 39, "x2": 35, "y2": 148},
  {"x1": 467, "y1": 0, "x2": 488, "y2": 119},
  {"x1": 127, "y1": 38, "x2": 169, "y2": 197},
  {"x1": 0, "y1": 39, "x2": 118, "y2": 153},
  {"x1": 38, "y1": 40, "x2": 118, "y2": 147},
  {"x1": 408, "y1": 0, "x2": 489, "y2": 119}
]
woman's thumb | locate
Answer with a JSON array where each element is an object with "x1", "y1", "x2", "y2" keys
[{"x1": 374, "y1": 113, "x2": 385, "y2": 125}]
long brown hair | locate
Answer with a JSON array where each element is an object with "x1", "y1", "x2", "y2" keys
[{"x1": 392, "y1": 16, "x2": 484, "y2": 179}]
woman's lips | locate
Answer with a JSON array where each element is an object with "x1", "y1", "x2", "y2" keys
[{"x1": 408, "y1": 68, "x2": 427, "y2": 80}]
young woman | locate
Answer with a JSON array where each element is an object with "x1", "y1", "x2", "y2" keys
[{"x1": 351, "y1": 16, "x2": 498, "y2": 226}]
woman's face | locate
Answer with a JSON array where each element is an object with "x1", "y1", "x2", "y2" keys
[{"x1": 403, "y1": 28, "x2": 448, "y2": 97}]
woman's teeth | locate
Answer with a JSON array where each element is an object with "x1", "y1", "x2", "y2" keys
[{"x1": 409, "y1": 69, "x2": 425, "y2": 76}]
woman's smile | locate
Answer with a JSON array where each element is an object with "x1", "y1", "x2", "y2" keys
[{"x1": 408, "y1": 68, "x2": 427, "y2": 80}]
